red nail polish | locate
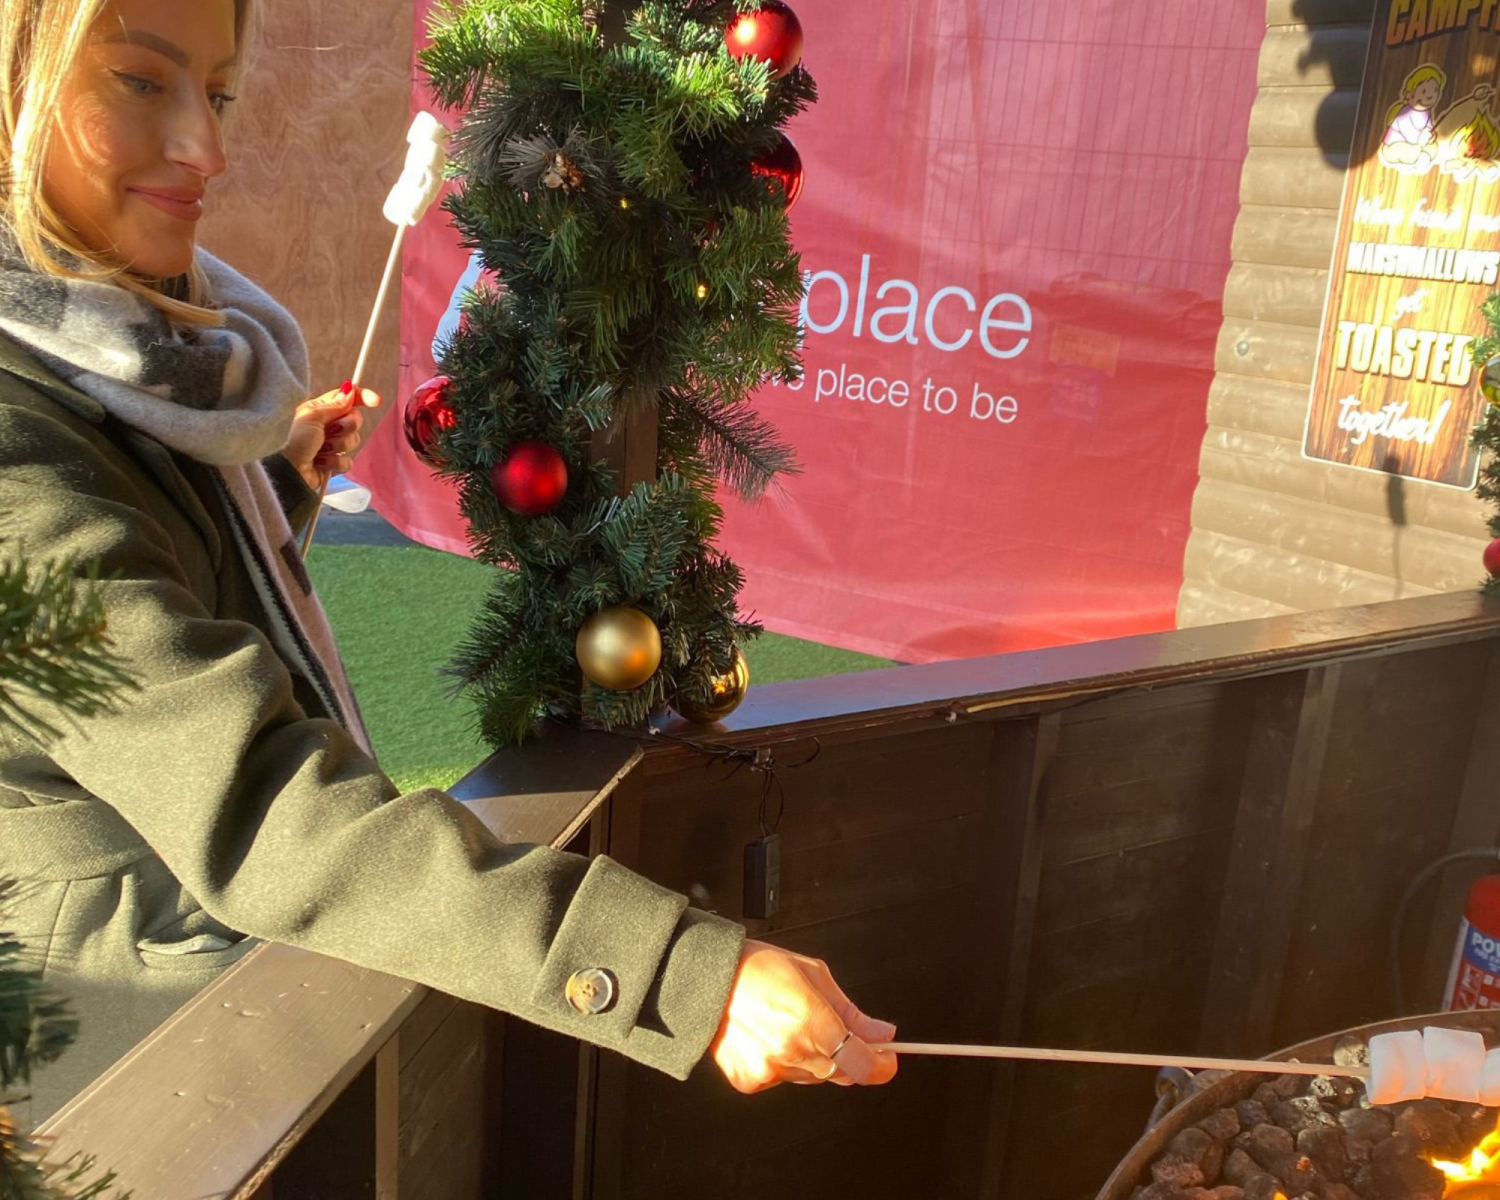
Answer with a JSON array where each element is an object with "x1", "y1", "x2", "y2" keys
[{"x1": 340, "y1": 380, "x2": 354, "y2": 395}]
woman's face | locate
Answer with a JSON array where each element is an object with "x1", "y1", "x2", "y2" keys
[{"x1": 42, "y1": 0, "x2": 238, "y2": 279}]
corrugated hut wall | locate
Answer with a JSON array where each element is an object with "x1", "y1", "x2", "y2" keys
[
  {"x1": 1177, "y1": 0, "x2": 1493, "y2": 627},
  {"x1": 199, "y1": 1, "x2": 413, "y2": 412}
]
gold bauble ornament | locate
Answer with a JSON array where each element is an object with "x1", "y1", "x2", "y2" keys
[
  {"x1": 674, "y1": 648, "x2": 751, "y2": 723},
  {"x1": 1483, "y1": 354, "x2": 1500, "y2": 404},
  {"x1": 576, "y1": 607, "x2": 662, "y2": 691}
]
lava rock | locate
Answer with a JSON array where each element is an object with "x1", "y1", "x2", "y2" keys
[
  {"x1": 1394, "y1": 1099, "x2": 1466, "y2": 1157},
  {"x1": 1169, "y1": 1128, "x2": 1225, "y2": 1185},
  {"x1": 1235, "y1": 1100, "x2": 1271, "y2": 1130},
  {"x1": 1235, "y1": 1123, "x2": 1295, "y2": 1169},
  {"x1": 1133, "y1": 1184, "x2": 1190, "y2": 1200},
  {"x1": 1371, "y1": 1132, "x2": 1422, "y2": 1164},
  {"x1": 1221, "y1": 1148, "x2": 1258, "y2": 1188},
  {"x1": 1352, "y1": 1153, "x2": 1445, "y2": 1200},
  {"x1": 1184, "y1": 1189, "x2": 1245, "y2": 1200},
  {"x1": 1271, "y1": 1097, "x2": 1338, "y2": 1135},
  {"x1": 1308, "y1": 1075, "x2": 1358, "y2": 1110},
  {"x1": 1268, "y1": 1073, "x2": 1304, "y2": 1100},
  {"x1": 1337, "y1": 1106, "x2": 1392, "y2": 1143},
  {"x1": 1295, "y1": 1124, "x2": 1347, "y2": 1178},
  {"x1": 1197, "y1": 1108, "x2": 1242, "y2": 1143},
  {"x1": 1240, "y1": 1176, "x2": 1285, "y2": 1200},
  {"x1": 1332, "y1": 1036, "x2": 1369, "y2": 1068},
  {"x1": 1152, "y1": 1153, "x2": 1206, "y2": 1190},
  {"x1": 1251, "y1": 1083, "x2": 1281, "y2": 1109},
  {"x1": 1265, "y1": 1151, "x2": 1320, "y2": 1193}
]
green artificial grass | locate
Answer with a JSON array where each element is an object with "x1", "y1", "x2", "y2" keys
[{"x1": 307, "y1": 543, "x2": 891, "y2": 793}]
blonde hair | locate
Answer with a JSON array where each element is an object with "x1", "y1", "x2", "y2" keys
[
  {"x1": 0, "y1": 0, "x2": 254, "y2": 326},
  {"x1": 1387, "y1": 63, "x2": 1447, "y2": 124}
]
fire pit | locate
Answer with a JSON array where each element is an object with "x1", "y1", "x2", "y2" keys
[{"x1": 1097, "y1": 1012, "x2": 1500, "y2": 1200}]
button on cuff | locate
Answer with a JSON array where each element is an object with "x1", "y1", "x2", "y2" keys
[{"x1": 566, "y1": 967, "x2": 618, "y2": 1015}]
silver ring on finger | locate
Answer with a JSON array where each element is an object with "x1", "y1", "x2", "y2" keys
[
  {"x1": 827, "y1": 1030, "x2": 855, "y2": 1061},
  {"x1": 815, "y1": 1059, "x2": 838, "y2": 1080}
]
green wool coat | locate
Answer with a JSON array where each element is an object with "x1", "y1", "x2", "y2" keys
[{"x1": 0, "y1": 335, "x2": 744, "y2": 1123}]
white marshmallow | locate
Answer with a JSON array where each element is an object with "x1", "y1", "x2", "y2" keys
[
  {"x1": 1479, "y1": 1046, "x2": 1500, "y2": 1106},
  {"x1": 1424, "y1": 1026, "x2": 1487, "y2": 1103},
  {"x1": 1368, "y1": 1030, "x2": 1427, "y2": 1105},
  {"x1": 382, "y1": 112, "x2": 452, "y2": 226}
]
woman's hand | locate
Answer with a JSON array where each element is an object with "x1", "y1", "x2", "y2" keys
[
  {"x1": 283, "y1": 383, "x2": 382, "y2": 491},
  {"x1": 710, "y1": 939, "x2": 899, "y2": 1093}
]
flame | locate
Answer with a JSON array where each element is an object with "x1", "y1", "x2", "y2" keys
[
  {"x1": 1431, "y1": 1122, "x2": 1500, "y2": 1194},
  {"x1": 1465, "y1": 109, "x2": 1500, "y2": 160}
]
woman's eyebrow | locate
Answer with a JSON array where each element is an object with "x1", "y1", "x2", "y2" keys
[{"x1": 99, "y1": 29, "x2": 238, "y2": 72}]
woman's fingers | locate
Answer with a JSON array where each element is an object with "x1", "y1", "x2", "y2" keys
[{"x1": 710, "y1": 940, "x2": 899, "y2": 1094}]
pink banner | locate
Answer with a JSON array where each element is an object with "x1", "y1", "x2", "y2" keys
[{"x1": 355, "y1": 0, "x2": 1265, "y2": 662}]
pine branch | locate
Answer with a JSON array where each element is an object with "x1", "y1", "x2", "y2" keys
[
  {"x1": 660, "y1": 388, "x2": 798, "y2": 499},
  {"x1": 0, "y1": 546, "x2": 136, "y2": 740}
]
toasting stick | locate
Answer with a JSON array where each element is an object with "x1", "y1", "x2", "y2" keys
[
  {"x1": 871, "y1": 1042, "x2": 1371, "y2": 1080},
  {"x1": 300, "y1": 112, "x2": 452, "y2": 558}
]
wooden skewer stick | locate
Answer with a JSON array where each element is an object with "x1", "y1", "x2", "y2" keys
[
  {"x1": 299, "y1": 223, "x2": 405, "y2": 558},
  {"x1": 300, "y1": 112, "x2": 450, "y2": 559},
  {"x1": 871, "y1": 1042, "x2": 1370, "y2": 1080}
]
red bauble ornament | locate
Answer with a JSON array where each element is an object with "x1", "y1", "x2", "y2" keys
[
  {"x1": 404, "y1": 375, "x2": 457, "y2": 467},
  {"x1": 750, "y1": 133, "x2": 804, "y2": 210},
  {"x1": 724, "y1": 1, "x2": 804, "y2": 79},
  {"x1": 492, "y1": 440, "x2": 568, "y2": 517},
  {"x1": 1485, "y1": 537, "x2": 1500, "y2": 577}
]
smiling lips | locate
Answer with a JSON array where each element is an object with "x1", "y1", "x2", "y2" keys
[{"x1": 130, "y1": 186, "x2": 204, "y2": 221}]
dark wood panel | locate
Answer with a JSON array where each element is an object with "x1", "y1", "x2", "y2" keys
[
  {"x1": 1200, "y1": 666, "x2": 1341, "y2": 1055},
  {"x1": 1273, "y1": 643, "x2": 1489, "y2": 1043},
  {"x1": 397, "y1": 1002, "x2": 488, "y2": 1200},
  {"x1": 1000, "y1": 1061, "x2": 1162, "y2": 1200},
  {"x1": 635, "y1": 721, "x2": 993, "y2": 880}
]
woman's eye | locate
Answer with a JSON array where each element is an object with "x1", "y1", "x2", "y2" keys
[
  {"x1": 209, "y1": 92, "x2": 236, "y2": 117},
  {"x1": 111, "y1": 71, "x2": 161, "y2": 98}
]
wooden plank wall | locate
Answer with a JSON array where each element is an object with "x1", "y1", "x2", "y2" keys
[
  {"x1": 199, "y1": 0, "x2": 412, "y2": 408},
  {"x1": 1177, "y1": 0, "x2": 1491, "y2": 627},
  {"x1": 557, "y1": 630, "x2": 1498, "y2": 1200}
]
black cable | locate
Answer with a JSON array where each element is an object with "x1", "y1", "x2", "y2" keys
[{"x1": 1390, "y1": 847, "x2": 1500, "y2": 1015}]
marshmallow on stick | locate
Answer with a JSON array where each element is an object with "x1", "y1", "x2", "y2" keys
[
  {"x1": 1367, "y1": 1027, "x2": 1497, "y2": 1106},
  {"x1": 1368, "y1": 1030, "x2": 1426, "y2": 1105},
  {"x1": 301, "y1": 112, "x2": 452, "y2": 557}
]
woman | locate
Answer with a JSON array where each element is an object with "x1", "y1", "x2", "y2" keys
[{"x1": 0, "y1": 0, "x2": 896, "y2": 1123}]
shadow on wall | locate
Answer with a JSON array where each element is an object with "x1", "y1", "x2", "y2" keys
[{"x1": 1294, "y1": 0, "x2": 1379, "y2": 167}]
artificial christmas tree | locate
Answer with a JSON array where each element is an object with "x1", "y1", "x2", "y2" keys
[
  {"x1": 414, "y1": 0, "x2": 815, "y2": 744},
  {"x1": 0, "y1": 542, "x2": 131, "y2": 1198},
  {"x1": 1474, "y1": 313, "x2": 1500, "y2": 591}
]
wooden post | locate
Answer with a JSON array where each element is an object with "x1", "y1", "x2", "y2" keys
[
  {"x1": 590, "y1": 2, "x2": 659, "y2": 501},
  {"x1": 375, "y1": 1038, "x2": 400, "y2": 1200},
  {"x1": 589, "y1": 392, "x2": 659, "y2": 498},
  {"x1": 957, "y1": 713, "x2": 1062, "y2": 1199},
  {"x1": 1199, "y1": 664, "x2": 1342, "y2": 1055}
]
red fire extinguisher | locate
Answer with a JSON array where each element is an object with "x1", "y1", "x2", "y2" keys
[{"x1": 1446, "y1": 874, "x2": 1500, "y2": 1011}]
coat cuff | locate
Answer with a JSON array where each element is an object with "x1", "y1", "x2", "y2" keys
[{"x1": 528, "y1": 855, "x2": 744, "y2": 1079}]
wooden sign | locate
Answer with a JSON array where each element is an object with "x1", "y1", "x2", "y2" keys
[{"x1": 1306, "y1": 0, "x2": 1500, "y2": 489}]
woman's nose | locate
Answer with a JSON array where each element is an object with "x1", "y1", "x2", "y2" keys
[{"x1": 166, "y1": 95, "x2": 228, "y2": 180}]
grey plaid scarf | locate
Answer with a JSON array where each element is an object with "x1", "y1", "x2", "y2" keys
[{"x1": 0, "y1": 247, "x2": 370, "y2": 752}]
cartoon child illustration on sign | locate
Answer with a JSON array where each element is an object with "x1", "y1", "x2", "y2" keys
[
  {"x1": 1381, "y1": 64, "x2": 1446, "y2": 171},
  {"x1": 1380, "y1": 64, "x2": 1500, "y2": 182}
]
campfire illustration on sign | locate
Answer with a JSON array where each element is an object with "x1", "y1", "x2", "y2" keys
[
  {"x1": 1380, "y1": 64, "x2": 1500, "y2": 183},
  {"x1": 1437, "y1": 94, "x2": 1500, "y2": 183}
]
